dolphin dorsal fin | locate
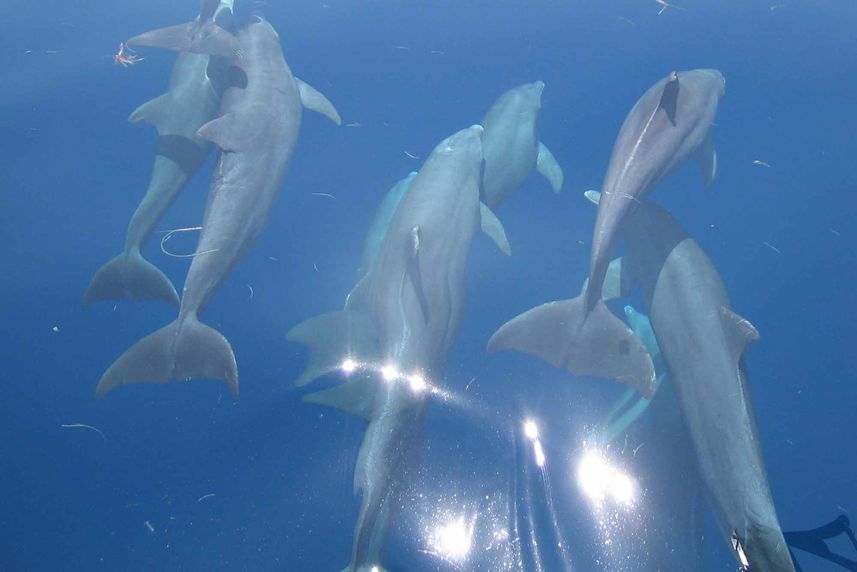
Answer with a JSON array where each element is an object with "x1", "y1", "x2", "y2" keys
[
  {"x1": 405, "y1": 226, "x2": 430, "y2": 322},
  {"x1": 659, "y1": 71, "x2": 680, "y2": 125},
  {"x1": 720, "y1": 306, "x2": 760, "y2": 359}
]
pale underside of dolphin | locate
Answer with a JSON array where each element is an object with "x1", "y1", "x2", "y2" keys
[
  {"x1": 288, "y1": 126, "x2": 489, "y2": 571},
  {"x1": 586, "y1": 190, "x2": 795, "y2": 572},
  {"x1": 488, "y1": 69, "x2": 725, "y2": 398},
  {"x1": 82, "y1": 0, "x2": 236, "y2": 308},
  {"x1": 96, "y1": 15, "x2": 341, "y2": 400}
]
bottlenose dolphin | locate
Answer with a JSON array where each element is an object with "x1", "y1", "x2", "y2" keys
[
  {"x1": 587, "y1": 190, "x2": 795, "y2": 572},
  {"x1": 600, "y1": 305, "x2": 707, "y2": 572},
  {"x1": 488, "y1": 69, "x2": 725, "y2": 397},
  {"x1": 96, "y1": 16, "x2": 341, "y2": 398},
  {"x1": 481, "y1": 81, "x2": 563, "y2": 210},
  {"x1": 82, "y1": 0, "x2": 235, "y2": 308},
  {"x1": 288, "y1": 125, "x2": 491, "y2": 571}
]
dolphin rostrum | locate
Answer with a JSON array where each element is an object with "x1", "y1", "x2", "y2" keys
[
  {"x1": 588, "y1": 190, "x2": 795, "y2": 572},
  {"x1": 96, "y1": 16, "x2": 341, "y2": 399},
  {"x1": 82, "y1": 0, "x2": 235, "y2": 308},
  {"x1": 288, "y1": 125, "x2": 496, "y2": 571},
  {"x1": 481, "y1": 81, "x2": 563, "y2": 210},
  {"x1": 488, "y1": 69, "x2": 725, "y2": 397}
]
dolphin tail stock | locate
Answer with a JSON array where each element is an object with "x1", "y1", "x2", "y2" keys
[
  {"x1": 295, "y1": 78, "x2": 342, "y2": 125},
  {"x1": 286, "y1": 309, "x2": 379, "y2": 388},
  {"x1": 488, "y1": 296, "x2": 656, "y2": 398},
  {"x1": 95, "y1": 314, "x2": 238, "y2": 399},
  {"x1": 83, "y1": 251, "x2": 180, "y2": 308},
  {"x1": 536, "y1": 141, "x2": 564, "y2": 193}
]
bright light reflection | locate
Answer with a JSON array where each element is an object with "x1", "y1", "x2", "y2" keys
[
  {"x1": 533, "y1": 441, "x2": 546, "y2": 468},
  {"x1": 409, "y1": 373, "x2": 427, "y2": 393},
  {"x1": 577, "y1": 450, "x2": 637, "y2": 507},
  {"x1": 381, "y1": 364, "x2": 399, "y2": 382},
  {"x1": 431, "y1": 516, "x2": 474, "y2": 561},
  {"x1": 523, "y1": 419, "x2": 539, "y2": 441},
  {"x1": 340, "y1": 358, "x2": 357, "y2": 373}
]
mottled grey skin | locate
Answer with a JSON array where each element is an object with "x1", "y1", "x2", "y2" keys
[
  {"x1": 598, "y1": 193, "x2": 794, "y2": 572},
  {"x1": 288, "y1": 126, "x2": 485, "y2": 572},
  {"x1": 489, "y1": 69, "x2": 724, "y2": 398},
  {"x1": 96, "y1": 17, "x2": 340, "y2": 399},
  {"x1": 82, "y1": 0, "x2": 234, "y2": 308},
  {"x1": 481, "y1": 81, "x2": 563, "y2": 210}
]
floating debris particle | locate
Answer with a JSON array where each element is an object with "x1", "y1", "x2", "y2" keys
[
  {"x1": 52, "y1": 325, "x2": 60, "y2": 333},
  {"x1": 752, "y1": 159, "x2": 771, "y2": 168},
  {"x1": 144, "y1": 520, "x2": 155, "y2": 533},
  {"x1": 61, "y1": 423, "x2": 107, "y2": 442},
  {"x1": 763, "y1": 242, "x2": 781, "y2": 254},
  {"x1": 311, "y1": 192, "x2": 337, "y2": 200},
  {"x1": 404, "y1": 151, "x2": 420, "y2": 160},
  {"x1": 197, "y1": 493, "x2": 216, "y2": 503}
]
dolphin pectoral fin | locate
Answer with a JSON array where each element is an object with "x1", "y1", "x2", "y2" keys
[
  {"x1": 488, "y1": 297, "x2": 656, "y2": 397},
  {"x1": 128, "y1": 93, "x2": 173, "y2": 132},
  {"x1": 584, "y1": 189, "x2": 601, "y2": 206},
  {"x1": 536, "y1": 142, "x2": 564, "y2": 193},
  {"x1": 83, "y1": 251, "x2": 180, "y2": 308},
  {"x1": 295, "y1": 78, "x2": 342, "y2": 125},
  {"x1": 479, "y1": 202, "x2": 511, "y2": 255},
  {"x1": 697, "y1": 135, "x2": 717, "y2": 186},
  {"x1": 96, "y1": 315, "x2": 238, "y2": 399},
  {"x1": 128, "y1": 20, "x2": 239, "y2": 57},
  {"x1": 659, "y1": 71, "x2": 680, "y2": 125},
  {"x1": 303, "y1": 375, "x2": 375, "y2": 420},
  {"x1": 719, "y1": 306, "x2": 760, "y2": 359},
  {"x1": 286, "y1": 310, "x2": 379, "y2": 388},
  {"x1": 624, "y1": 304, "x2": 661, "y2": 362},
  {"x1": 579, "y1": 257, "x2": 632, "y2": 301}
]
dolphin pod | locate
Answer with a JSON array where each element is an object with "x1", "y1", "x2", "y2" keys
[
  {"x1": 489, "y1": 69, "x2": 725, "y2": 398},
  {"x1": 83, "y1": 0, "x2": 235, "y2": 308},
  {"x1": 96, "y1": 11, "x2": 340, "y2": 399},
  {"x1": 86, "y1": 7, "x2": 813, "y2": 568},
  {"x1": 288, "y1": 125, "x2": 494, "y2": 571},
  {"x1": 586, "y1": 191, "x2": 795, "y2": 572}
]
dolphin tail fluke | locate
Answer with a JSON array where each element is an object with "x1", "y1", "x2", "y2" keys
[
  {"x1": 536, "y1": 142, "x2": 564, "y2": 193},
  {"x1": 286, "y1": 310, "x2": 379, "y2": 388},
  {"x1": 127, "y1": 20, "x2": 238, "y2": 58},
  {"x1": 83, "y1": 252, "x2": 180, "y2": 308},
  {"x1": 488, "y1": 297, "x2": 655, "y2": 397},
  {"x1": 296, "y1": 78, "x2": 342, "y2": 125},
  {"x1": 95, "y1": 315, "x2": 238, "y2": 398}
]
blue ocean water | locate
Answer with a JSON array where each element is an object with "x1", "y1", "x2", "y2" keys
[{"x1": 1, "y1": 0, "x2": 855, "y2": 570}]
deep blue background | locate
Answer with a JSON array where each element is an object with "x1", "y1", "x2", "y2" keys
[{"x1": 1, "y1": 0, "x2": 855, "y2": 570}]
